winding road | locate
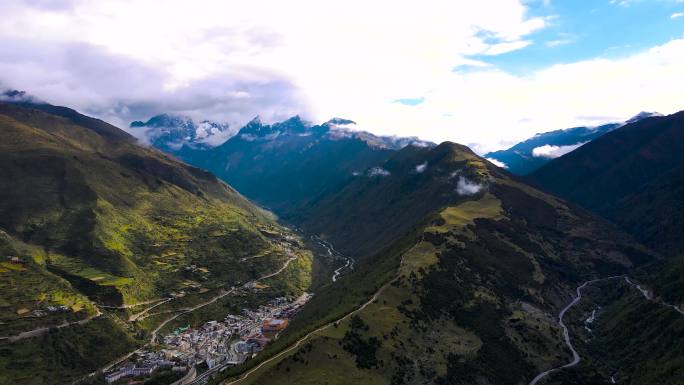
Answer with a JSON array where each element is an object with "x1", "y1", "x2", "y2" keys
[
  {"x1": 71, "y1": 250, "x2": 301, "y2": 385},
  {"x1": 128, "y1": 298, "x2": 174, "y2": 322},
  {"x1": 528, "y1": 275, "x2": 684, "y2": 385},
  {"x1": 0, "y1": 309, "x2": 103, "y2": 342},
  {"x1": 222, "y1": 239, "x2": 419, "y2": 385}
]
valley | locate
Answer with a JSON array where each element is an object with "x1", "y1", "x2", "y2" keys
[
  {"x1": 529, "y1": 275, "x2": 684, "y2": 385},
  {"x1": 1, "y1": 97, "x2": 683, "y2": 385},
  {"x1": 3, "y1": 1, "x2": 684, "y2": 384}
]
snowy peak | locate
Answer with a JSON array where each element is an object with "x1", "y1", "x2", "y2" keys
[
  {"x1": 130, "y1": 113, "x2": 232, "y2": 149},
  {"x1": 130, "y1": 113, "x2": 194, "y2": 130},
  {"x1": 322, "y1": 117, "x2": 433, "y2": 149},
  {"x1": 238, "y1": 115, "x2": 311, "y2": 142}
]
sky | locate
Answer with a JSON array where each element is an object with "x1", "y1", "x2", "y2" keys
[{"x1": 1, "y1": 0, "x2": 683, "y2": 153}]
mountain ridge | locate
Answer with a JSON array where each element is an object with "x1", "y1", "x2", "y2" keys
[
  {"x1": 147, "y1": 114, "x2": 434, "y2": 214},
  {"x1": 485, "y1": 111, "x2": 662, "y2": 175},
  {"x1": 214, "y1": 137, "x2": 656, "y2": 385},
  {"x1": 0, "y1": 100, "x2": 313, "y2": 385}
]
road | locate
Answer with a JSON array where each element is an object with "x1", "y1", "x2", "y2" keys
[
  {"x1": 624, "y1": 276, "x2": 684, "y2": 315},
  {"x1": 258, "y1": 254, "x2": 297, "y2": 281},
  {"x1": 73, "y1": 249, "x2": 302, "y2": 384},
  {"x1": 2, "y1": 297, "x2": 177, "y2": 342},
  {"x1": 129, "y1": 298, "x2": 174, "y2": 321},
  {"x1": 528, "y1": 275, "x2": 684, "y2": 385},
  {"x1": 221, "y1": 239, "x2": 419, "y2": 385},
  {"x1": 0, "y1": 308, "x2": 103, "y2": 342},
  {"x1": 163, "y1": 254, "x2": 300, "y2": 385},
  {"x1": 101, "y1": 298, "x2": 166, "y2": 309}
]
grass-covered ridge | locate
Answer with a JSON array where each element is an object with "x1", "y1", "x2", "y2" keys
[
  {"x1": 215, "y1": 144, "x2": 652, "y2": 385},
  {"x1": 0, "y1": 102, "x2": 314, "y2": 384}
]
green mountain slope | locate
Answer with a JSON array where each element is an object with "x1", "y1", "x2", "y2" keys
[
  {"x1": 484, "y1": 122, "x2": 620, "y2": 175},
  {"x1": 148, "y1": 116, "x2": 431, "y2": 215},
  {"x1": 292, "y1": 142, "x2": 494, "y2": 258},
  {"x1": 0, "y1": 101, "x2": 313, "y2": 385},
  {"x1": 530, "y1": 111, "x2": 684, "y2": 306},
  {"x1": 216, "y1": 143, "x2": 653, "y2": 385},
  {"x1": 522, "y1": 111, "x2": 684, "y2": 384},
  {"x1": 529, "y1": 111, "x2": 684, "y2": 256}
]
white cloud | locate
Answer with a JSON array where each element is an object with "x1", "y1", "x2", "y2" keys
[
  {"x1": 546, "y1": 39, "x2": 574, "y2": 47},
  {"x1": 0, "y1": 0, "x2": 547, "y2": 133},
  {"x1": 672, "y1": 12, "x2": 684, "y2": 19},
  {"x1": 482, "y1": 40, "x2": 533, "y2": 55},
  {"x1": 415, "y1": 162, "x2": 428, "y2": 173},
  {"x1": 456, "y1": 177, "x2": 484, "y2": 196},
  {"x1": 486, "y1": 158, "x2": 508, "y2": 168},
  {"x1": 368, "y1": 167, "x2": 391, "y2": 177},
  {"x1": 531, "y1": 142, "x2": 587, "y2": 158},
  {"x1": 0, "y1": 0, "x2": 683, "y2": 155}
]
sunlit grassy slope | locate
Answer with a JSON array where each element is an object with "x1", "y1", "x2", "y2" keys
[{"x1": 0, "y1": 102, "x2": 313, "y2": 385}]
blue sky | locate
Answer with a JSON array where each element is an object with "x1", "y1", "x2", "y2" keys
[
  {"x1": 1, "y1": 0, "x2": 683, "y2": 152},
  {"x1": 472, "y1": 0, "x2": 684, "y2": 74}
]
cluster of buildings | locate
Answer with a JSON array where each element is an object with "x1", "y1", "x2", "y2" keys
[
  {"x1": 104, "y1": 351, "x2": 186, "y2": 384},
  {"x1": 31, "y1": 305, "x2": 71, "y2": 317},
  {"x1": 5, "y1": 255, "x2": 22, "y2": 264},
  {"x1": 163, "y1": 317, "x2": 240, "y2": 369},
  {"x1": 104, "y1": 293, "x2": 313, "y2": 384}
]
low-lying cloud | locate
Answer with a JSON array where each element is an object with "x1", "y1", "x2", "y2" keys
[
  {"x1": 456, "y1": 176, "x2": 484, "y2": 196},
  {"x1": 415, "y1": 162, "x2": 428, "y2": 173},
  {"x1": 531, "y1": 142, "x2": 587, "y2": 158},
  {"x1": 0, "y1": 37, "x2": 308, "y2": 142},
  {"x1": 486, "y1": 157, "x2": 507, "y2": 168},
  {"x1": 367, "y1": 167, "x2": 391, "y2": 177}
]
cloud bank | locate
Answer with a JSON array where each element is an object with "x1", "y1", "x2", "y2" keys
[
  {"x1": 532, "y1": 142, "x2": 587, "y2": 158},
  {"x1": 486, "y1": 158, "x2": 508, "y2": 168},
  {"x1": 1, "y1": 0, "x2": 683, "y2": 152}
]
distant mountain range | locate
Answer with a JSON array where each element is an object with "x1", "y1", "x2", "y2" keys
[
  {"x1": 130, "y1": 113, "x2": 233, "y2": 152},
  {"x1": 4, "y1": 89, "x2": 684, "y2": 385},
  {"x1": 137, "y1": 114, "x2": 433, "y2": 213},
  {"x1": 485, "y1": 112, "x2": 663, "y2": 175}
]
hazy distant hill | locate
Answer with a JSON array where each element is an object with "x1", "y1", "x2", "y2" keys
[
  {"x1": 530, "y1": 111, "x2": 684, "y2": 257},
  {"x1": 485, "y1": 112, "x2": 661, "y2": 175}
]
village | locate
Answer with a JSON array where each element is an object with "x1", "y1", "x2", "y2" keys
[{"x1": 104, "y1": 290, "x2": 313, "y2": 384}]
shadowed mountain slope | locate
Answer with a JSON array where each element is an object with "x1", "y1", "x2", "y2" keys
[
  {"x1": 145, "y1": 116, "x2": 432, "y2": 214},
  {"x1": 215, "y1": 142, "x2": 654, "y2": 385},
  {"x1": 530, "y1": 111, "x2": 684, "y2": 257}
]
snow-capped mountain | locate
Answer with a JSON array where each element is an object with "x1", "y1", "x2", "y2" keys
[
  {"x1": 233, "y1": 115, "x2": 432, "y2": 149},
  {"x1": 130, "y1": 113, "x2": 233, "y2": 151},
  {"x1": 146, "y1": 114, "x2": 434, "y2": 214}
]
